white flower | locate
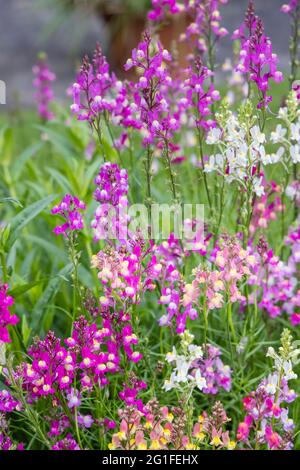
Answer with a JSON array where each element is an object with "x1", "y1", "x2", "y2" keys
[
  {"x1": 283, "y1": 360, "x2": 297, "y2": 380},
  {"x1": 166, "y1": 347, "x2": 177, "y2": 363},
  {"x1": 262, "y1": 146, "x2": 284, "y2": 165},
  {"x1": 163, "y1": 372, "x2": 177, "y2": 391},
  {"x1": 271, "y1": 146, "x2": 285, "y2": 163},
  {"x1": 188, "y1": 344, "x2": 203, "y2": 360},
  {"x1": 265, "y1": 374, "x2": 278, "y2": 395},
  {"x1": 206, "y1": 127, "x2": 222, "y2": 145},
  {"x1": 290, "y1": 122, "x2": 300, "y2": 142},
  {"x1": 270, "y1": 124, "x2": 287, "y2": 144},
  {"x1": 253, "y1": 176, "x2": 265, "y2": 197},
  {"x1": 175, "y1": 358, "x2": 190, "y2": 383},
  {"x1": 250, "y1": 125, "x2": 266, "y2": 145},
  {"x1": 290, "y1": 144, "x2": 300, "y2": 163},
  {"x1": 194, "y1": 369, "x2": 207, "y2": 390},
  {"x1": 204, "y1": 154, "x2": 223, "y2": 173},
  {"x1": 278, "y1": 107, "x2": 288, "y2": 121}
]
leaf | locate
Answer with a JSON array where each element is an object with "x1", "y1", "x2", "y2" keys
[
  {"x1": 21, "y1": 315, "x2": 32, "y2": 347},
  {"x1": 12, "y1": 142, "x2": 44, "y2": 179},
  {"x1": 5, "y1": 194, "x2": 55, "y2": 250},
  {"x1": 9, "y1": 279, "x2": 48, "y2": 298},
  {"x1": 26, "y1": 234, "x2": 66, "y2": 258},
  {"x1": 31, "y1": 263, "x2": 73, "y2": 330},
  {"x1": 47, "y1": 167, "x2": 73, "y2": 193},
  {"x1": 0, "y1": 197, "x2": 23, "y2": 207},
  {"x1": 1, "y1": 128, "x2": 13, "y2": 166}
]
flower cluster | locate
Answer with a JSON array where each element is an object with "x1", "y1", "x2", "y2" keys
[
  {"x1": 250, "y1": 232, "x2": 300, "y2": 325},
  {"x1": 124, "y1": 32, "x2": 181, "y2": 147},
  {"x1": 184, "y1": 58, "x2": 220, "y2": 130},
  {"x1": 51, "y1": 194, "x2": 86, "y2": 237},
  {"x1": 91, "y1": 162, "x2": 129, "y2": 242},
  {"x1": 32, "y1": 53, "x2": 56, "y2": 121},
  {"x1": 110, "y1": 399, "x2": 235, "y2": 450},
  {"x1": 270, "y1": 92, "x2": 300, "y2": 166},
  {"x1": 163, "y1": 330, "x2": 231, "y2": 394},
  {"x1": 192, "y1": 402, "x2": 236, "y2": 449},
  {"x1": 0, "y1": 390, "x2": 21, "y2": 413},
  {"x1": 233, "y1": 1, "x2": 283, "y2": 108},
  {"x1": 249, "y1": 181, "x2": 283, "y2": 237},
  {"x1": 237, "y1": 330, "x2": 299, "y2": 449},
  {"x1": 148, "y1": 1, "x2": 229, "y2": 56},
  {"x1": 0, "y1": 284, "x2": 18, "y2": 344},
  {"x1": 71, "y1": 43, "x2": 128, "y2": 126}
]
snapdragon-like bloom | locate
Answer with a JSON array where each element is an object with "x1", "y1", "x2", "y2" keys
[
  {"x1": 205, "y1": 109, "x2": 279, "y2": 195},
  {"x1": 163, "y1": 331, "x2": 231, "y2": 394},
  {"x1": 249, "y1": 232, "x2": 300, "y2": 326},
  {"x1": 281, "y1": 0, "x2": 299, "y2": 13},
  {"x1": 184, "y1": 58, "x2": 220, "y2": 130},
  {"x1": 0, "y1": 390, "x2": 21, "y2": 413},
  {"x1": 71, "y1": 44, "x2": 129, "y2": 126},
  {"x1": 91, "y1": 162, "x2": 129, "y2": 242},
  {"x1": 233, "y1": 1, "x2": 283, "y2": 108},
  {"x1": 148, "y1": 1, "x2": 229, "y2": 56},
  {"x1": 0, "y1": 284, "x2": 18, "y2": 343},
  {"x1": 271, "y1": 93, "x2": 300, "y2": 165},
  {"x1": 32, "y1": 53, "x2": 56, "y2": 121},
  {"x1": 249, "y1": 181, "x2": 283, "y2": 236},
  {"x1": 124, "y1": 32, "x2": 181, "y2": 147},
  {"x1": 51, "y1": 194, "x2": 86, "y2": 236},
  {"x1": 110, "y1": 399, "x2": 235, "y2": 450},
  {"x1": 237, "y1": 330, "x2": 299, "y2": 450},
  {"x1": 51, "y1": 435, "x2": 80, "y2": 450}
]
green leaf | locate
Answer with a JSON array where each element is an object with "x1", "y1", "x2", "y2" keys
[
  {"x1": 5, "y1": 194, "x2": 55, "y2": 250},
  {"x1": 12, "y1": 142, "x2": 44, "y2": 179},
  {"x1": 0, "y1": 197, "x2": 23, "y2": 207},
  {"x1": 9, "y1": 279, "x2": 47, "y2": 298},
  {"x1": 21, "y1": 315, "x2": 32, "y2": 347},
  {"x1": 1, "y1": 128, "x2": 13, "y2": 166},
  {"x1": 31, "y1": 263, "x2": 73, "y2": 330}
]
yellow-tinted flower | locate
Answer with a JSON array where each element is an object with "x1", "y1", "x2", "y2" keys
[
  {"x1": 137, "y1": 443, "x2": 147, "y2": 450},
  {"x1": 150, "y1": 439, "x2": 161, "y2": 450},
  {"x1": 195, "y1": 432, "x2": 205, "y2": 441},
  {"x1": 117, "y1": 431, "x2": 126, "y2": 441},
  {"x1": 227, "y1": 440, "x2": 236, "y2": 450},
  {"x1": 211, "y1": 435, "x2": 222, "y2": 447}
]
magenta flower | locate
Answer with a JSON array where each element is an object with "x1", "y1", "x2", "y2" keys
[
  {"x1": 51, "y1": 194, "x2": 86, "y2": 236},
  {"x1": 233, "y1": 1, "x2": 283, "y2": 108},
  {"x1": 32, "y1": 53, "x2": 56, "y2": 121},
  {"x1": 281, "y1": 0, "x2": 299, "y2": 13},
  {"x1": 0, "y1": 284, "x2": 19, "y2": 343}
]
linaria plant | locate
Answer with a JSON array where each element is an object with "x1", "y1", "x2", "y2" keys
[{"x1": 0, "y1": 0, "x2": 300, "y2": 452}]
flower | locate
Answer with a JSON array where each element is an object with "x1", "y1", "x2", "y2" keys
[
  {"x1": 33, "y1": 52, "x2": 56, "y2": 120},
  {"x1": 163, "y1": 331, "x2": 231, "y2": 395},
  {"x1": 51, "y1": 194, "x2": 86, "y2": 236},
  {"x1": 237, "y1": 330, "x2": 299, "y2": 450},
  {"x1": 0, "y1": 284, "x2": 19, "y2": 344},
  {"x1": 233, "y1": 1, "x2": 283, "y2": 108}
]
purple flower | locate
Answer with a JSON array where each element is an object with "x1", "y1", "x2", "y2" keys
[
  {"x1": 233, "y1": 1, "x2": 283, "y2": 108},
  {"x1": 51, "y1": 194, "x2": 86, "y2": 237},
  {"x1": 0, "y1": 284, "x2": 19, "y2": 343},
  {"x1": 32, "y1": 53, "x2": 56, "y2": 121}
]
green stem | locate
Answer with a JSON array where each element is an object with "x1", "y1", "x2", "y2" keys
[
  {"x1": 227, "y1": 298, "x2": 237, "y2": 343},
  {"x1": 1, "y1": 251, "x2": 8, "y2": 283}
]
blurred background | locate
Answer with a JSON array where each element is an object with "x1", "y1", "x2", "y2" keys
[{"x1": 0, "y1": 0, "x2": 291, "y2": 108}]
